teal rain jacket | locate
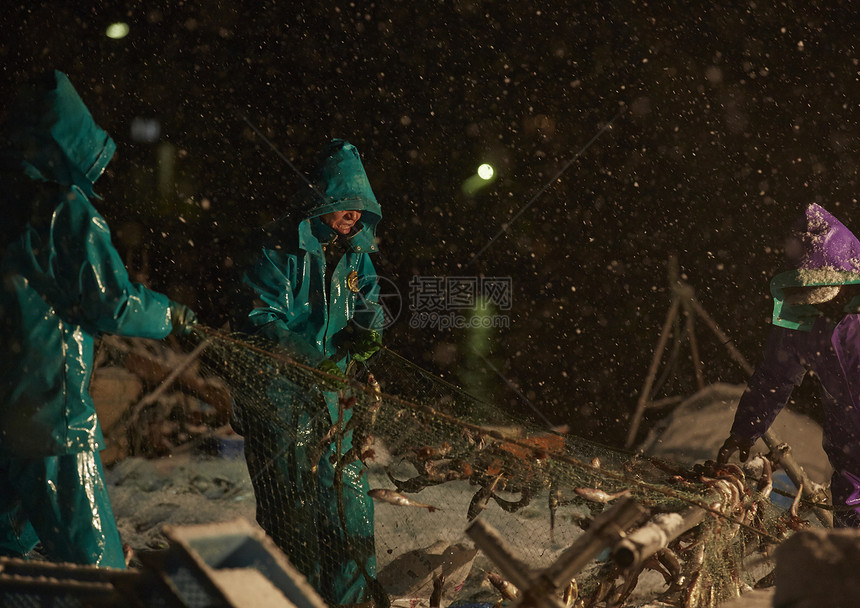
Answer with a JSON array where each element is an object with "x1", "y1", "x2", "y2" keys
[
  {"x1": 239, "y1": 140, "x2": 385, "y2": 606},
  {"x1": 243, "y1": 138, "x2": 384, "y2": 369},
  {"x1": 0, "y1": 70, "x2": 174, "y2": 457}
]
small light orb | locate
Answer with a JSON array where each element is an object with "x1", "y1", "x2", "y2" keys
[{"x1": 106, "y1": 22, "x2": 130, "y2": 40}]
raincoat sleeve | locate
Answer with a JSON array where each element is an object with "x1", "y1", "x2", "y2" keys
[
  {"x1": 35, "y1": 190, "x2": 172, "y2": 339},
  {"x1": 832, "y1": 315, "x2": 860, "y2": 409},
  {"x1": 730, "y1": 326, "x2": 807, "y2": 442},
  {"x1": 243, "y1": 247, "x2": 326, "y2": 366}
]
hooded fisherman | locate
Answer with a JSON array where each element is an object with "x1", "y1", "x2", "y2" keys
[
  {"x1": 234, "y1": 139, "x2": 386, "y2": 606},
  {"x1": 718, "y1": 203, "x2": 860, "y2": 527},
  {"x1": 0, "y1": 70, "x2": 198, "y2": 567}
]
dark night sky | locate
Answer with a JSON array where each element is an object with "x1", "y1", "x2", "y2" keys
[{"x1": 2, "y1": 1, "x2": 858, "y2": 445}]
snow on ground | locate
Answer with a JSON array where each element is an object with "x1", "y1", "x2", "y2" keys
[
  {"x1": 107, "y1": 452, "x2": 259, "y2": 552},
  {"x1": 106, "y1": 449, "x2": 598, "y2": 607}
]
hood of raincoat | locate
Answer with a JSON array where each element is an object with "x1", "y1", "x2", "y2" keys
[
  {"x1": 1, "y1": 69, "x2": 116, "y2": 200},
  {"x1": 292, "y1": 139, "x2": 382, "y2": 254},
  {"x1": 772, "y1": 204, "x2": 860, "y2": 330},
  {"x1": 794, "y1": 203, "x2": 860, "y2": 272}
]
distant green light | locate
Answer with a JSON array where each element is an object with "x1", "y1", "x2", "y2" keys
[
  {"x1": 477, "y1": 163, "x2": 495, "y2": 180},
  {"x1": 106, "y1": 22, "x2": 129, "y2": 40},
  {"x1": 462, "y1": 163, "x2": 497, "y2": 195}
]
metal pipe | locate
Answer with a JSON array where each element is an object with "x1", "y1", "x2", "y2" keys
[
  {"x1": 612, "y1": 485, "x2": 733, "y2": 569},
  {"x1": 541, "y1": 496, "x2": 646, "y2": 588},
  {"x1": 465, "y1": 518, "x2": 535, "y2": 592},
  {"x1": 613, "y1": 505, "x2": 705, "y2": 569},
  {"x1": 467, "y1": 497, "x2": 647, "y2": 608},
  {"x1": 762, "y1": 432, "x2": 833, "y2": 527}
]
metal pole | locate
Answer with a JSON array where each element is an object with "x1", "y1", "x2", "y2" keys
[
  {"x1": 465, "y1": 519, "x2": 535, "y2": 592},
  {"x1": 762, "y1": 432, "x2": 833, "y2": 527},
  {"x1": 467, "y1": 497, "x2": 647, "y2": 608},
  {"x1": 540, "y1": 496, "x2": 646, "y2": 588},
  {"x1": 613, "y1": 504, "x2": 706, "y2": 569},
  {"x1": 626, "y1": 295, "x2": 681, "y2": 448},
  {"x1": 612, "y1": 485, "x2": 734, "y2": 569},
  {"x1": 688, "y1": 296, "x2": 754, "y2": 375}
]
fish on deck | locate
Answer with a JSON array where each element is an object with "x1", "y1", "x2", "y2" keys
[
  {"x1": 573, "y1": 487, "x2": 631, "y2": 504},
  {"x1": 368, "y1": 488, "x2": 438, "y2": 512}
]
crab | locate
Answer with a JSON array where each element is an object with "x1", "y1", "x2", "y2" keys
[{"x1": 384, "y1": 430, "x2": 567, "y2": 522}]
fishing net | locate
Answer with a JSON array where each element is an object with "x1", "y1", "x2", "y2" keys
[{"x1": 170, "y1": 326, "x2": 800, "y2": 608}]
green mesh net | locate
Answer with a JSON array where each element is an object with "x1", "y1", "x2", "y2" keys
[{"x1": 142, "y1": 326, "x2": 805, "y2": 608}]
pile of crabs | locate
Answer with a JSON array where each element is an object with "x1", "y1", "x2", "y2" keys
[{"x1": 380, "y1": 427, "x2": 809, "y2": 608}]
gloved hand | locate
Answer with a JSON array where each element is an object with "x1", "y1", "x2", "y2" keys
[
  {"x1": 717, "y1": 435, "x2": 754, "y2": 464},
  {"x1": 350, "y1": 329, "x2": 382, "y2": 362},
  {"x1": 317, "y1": 358, "x2": 348, "y2": 390},
  {"x1": 169, "y1": 301, "x2": 199, "y2": 336}
]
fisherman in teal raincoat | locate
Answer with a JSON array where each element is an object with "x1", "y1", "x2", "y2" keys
[
  {"x1": 236, "y1": 139, "x2": 385, "y2": 606},
  {"x1": 0, "y1": 70, "x2": 197, "y2": 568}
]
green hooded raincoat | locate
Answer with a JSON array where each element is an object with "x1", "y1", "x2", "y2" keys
[
  {"x1": 239, "y1": 139, "x2": 385, "y2": 606},
  {"x1": 0, "y1": 70, "x2": 176, "y2": 568}
]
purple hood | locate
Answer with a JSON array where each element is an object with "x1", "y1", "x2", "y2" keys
[{"x1": 794, "y1": 203, "x2": 860, "y2": 272}]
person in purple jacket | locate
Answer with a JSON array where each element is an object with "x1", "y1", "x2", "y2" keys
[{"x1": 718, "y1": 203, "x2": 860, "y2": 527}]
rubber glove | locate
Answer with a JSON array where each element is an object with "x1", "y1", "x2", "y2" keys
[
  {"x1": 350, "y1": 329, "x2": 382, "y2": 362},
  {"x1": 717, "y1": 435, "x2": 754, "y2": 464},
  {"x1": 317, "y1": 358, "x2": 348, "y2": 390},
  {"x1": 169, "y1": 301, "x2": 199, "y2": 336}
]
